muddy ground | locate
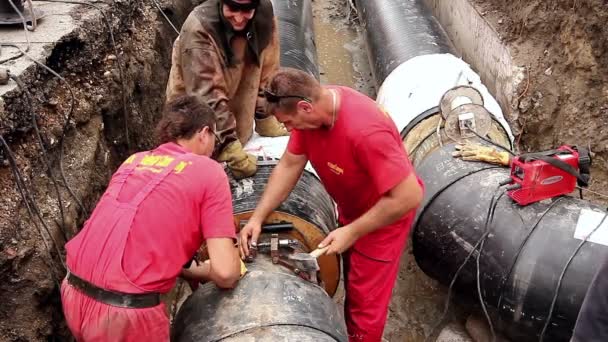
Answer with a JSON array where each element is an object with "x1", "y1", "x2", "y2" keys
[{"x1": 472, "y1": 0, "x2": 608, "y2": 206}]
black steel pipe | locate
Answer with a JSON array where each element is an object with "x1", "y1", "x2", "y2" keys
[
  {"x1": 172, "y1": 256, "x2": 347, "y2": 342},
  {"x1": 230, "y1": 161, "x2": 336, "y2": 235},
  {"x1": 271, "y1": 0, "x2": 319, "y2": 79},
  {"x1": 173, "y1": 161, "x2": 345, "y2": 340},
  {"x1": 356, "y1": 0, "x2": 453, "y2": 85},
  {"x1": 361, "y1": 2, "x2": 608, "y2": 339},
  {"x1": 412, "y1": 144, "x2": 608, "y2": 341}
]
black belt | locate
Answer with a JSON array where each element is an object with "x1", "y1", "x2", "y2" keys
[{"x1": 67, "y1": 271, "x2": 161, "y2": 309}]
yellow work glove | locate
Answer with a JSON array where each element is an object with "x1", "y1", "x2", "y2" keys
[
  {"x1": 218, "y1": 140, "x2": 257, "y2": 179},
  {"x1": 452, "y1": 142, "x2": 511, "y2": 166},
  {"x1": 255, "y1": 116, "x2": 289, "y2": 137},
  {"x1": 239, "y1": 259, "x2": 248, "y2": 279}
]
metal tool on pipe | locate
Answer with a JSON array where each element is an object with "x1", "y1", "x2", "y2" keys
[{"x1": 288, "y1": 246, "x2": 329, "y2": 284}]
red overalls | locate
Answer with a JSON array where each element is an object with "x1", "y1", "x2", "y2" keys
[
  {"x1": 286, "y1": 86, "x2": 423, "y2": 342},
  {"x1": 61, "y1": 154, "x2": 183, "y2": 341}
]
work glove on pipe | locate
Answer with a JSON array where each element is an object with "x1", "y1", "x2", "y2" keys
[{"x1": 452, "y1": 142, "x2": 511, "y2": 166}]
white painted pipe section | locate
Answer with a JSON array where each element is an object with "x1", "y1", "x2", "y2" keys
[
  {"x1": 376, "y1": 53, "x2": 515, "y2": 142},
  {"x1": 244, "y1": 53, "x2": 514, "y2": 175},
  {"x1": 243, "y1": 133, "x2": 317, "y2": 175}
]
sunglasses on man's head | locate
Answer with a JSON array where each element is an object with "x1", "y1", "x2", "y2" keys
[
  {"x1": 263, "y1": 89, "x2": 312, "y2": 104},
  {"x1": 210, "y1": 130, "x2": 221, "y2": 145},
  {"x1": 224, "y1": 0, "x2": 258, "y2": 12}
]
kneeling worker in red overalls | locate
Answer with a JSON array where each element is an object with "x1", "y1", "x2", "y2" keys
[
  {"x1": 61, "y1": 95, "x2": 242, "y2": 341},
  {"x1": 240, "y1": 68, "x2": 424, "y2": 342}
]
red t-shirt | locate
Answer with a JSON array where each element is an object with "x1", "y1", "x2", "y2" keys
[
  {"x1": 67, "y1": 143, "x2": 235, "y2": 293},
  {"x1": 287, "y1": 86, "x2": 423, "y2": 261}
]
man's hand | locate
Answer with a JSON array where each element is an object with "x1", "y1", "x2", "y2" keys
[
  {"x1": 239, "y1": 220, "x2": 262, "y2": 258},
  {"x1": 318, "y1": 226, "x2": 359, "y2": 255},
  {"x1": 452, "y1": 142, "x2": 511, "y2": 166}
]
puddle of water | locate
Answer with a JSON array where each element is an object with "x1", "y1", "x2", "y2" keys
[{"x1": 312, "y1": 0, "x2": 375, "y2": 97}]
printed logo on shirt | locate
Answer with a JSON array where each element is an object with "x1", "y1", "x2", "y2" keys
[
  {"x1": 327, "y1": 162, "x2": 344, "y2": 175},
  {"x1": 123, "y1": 154, "x2": 192, "y2": 174}
]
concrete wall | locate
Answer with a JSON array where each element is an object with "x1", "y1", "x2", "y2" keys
[{"x1": 423, "y1": 0, "x2": 524, "y2": 125}]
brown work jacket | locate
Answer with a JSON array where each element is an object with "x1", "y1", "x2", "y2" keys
[{"x1": 166, "y1": 0, "x2": 279, "y2": 148}]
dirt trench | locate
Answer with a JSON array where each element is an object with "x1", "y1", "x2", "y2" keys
[
  {"x1": 0, "y1": 0, "x2": 191, "y2": 339},
  {"x1": 472, "y1": 0, "x2": 608, "y2": 206}
]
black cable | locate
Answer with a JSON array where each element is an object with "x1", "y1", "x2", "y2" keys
[
  {"x1": 3, "y1": 46, "x2": 87, "y2": 217},
  {"x1": 0, "y1": 135, "x2": 66, "y2": 282},
  {"x1": 476, "y1": 191, "x2": 506, "y2": 342},
  {"x1": 495, "y1": 197, "x2": 564, "y2": 313},
  {"x1": 539, "y1": 211, "x2": 608, "y2": 341},
  {"x1": 150, "y1": 0, "x2": 180, "y2": 34},
  {"x1": 465, "y1": 121, "x2": 516, "y2": 156},
  {"x1": 424, "y1": 185, "x2": 505, "y2": 342},
  {"x1": 9, "y1": 73, "x2": 69, "y2": 242},
  {"x1": 417, "y1": 166, "x2": 504, "y2": 274},
  {"x1": 415, "y1": 165, "x2": 503, "y2": 232},
  {"x1": 33, "y1": 0, "x2": 132, "y2": 151}
]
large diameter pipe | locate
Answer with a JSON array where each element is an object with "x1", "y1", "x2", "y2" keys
[
  {"x1": 243, "y1": 0, "x2": 319, "y2": 173},
  {"x1": 173, "y1": 162, "x2": 346, "y2": 341},
  {"x1": 356, "y1": 0, "x2": 453, "y2": 85},
  {"x1": 271, "y1": 0, "x2": 319, "y2": 79},
  {"x1": 412, "y1": 145, "x2": 608, "y2": 341},
  {"x1": 365, "y1": 2, "x2": 608, "y2": 340},
  {"x1": 377, "y1": 53, "x2": 514, "y2": 145},
  {"x1": 172, "y1": 256, "x2": 346, "y2": 341},
  {"x1": 229, "y1": 161, "x2": 341, "y2": 297}
]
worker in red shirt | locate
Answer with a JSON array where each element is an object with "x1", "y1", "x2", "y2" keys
[
  {"x1": 61, "y1": 95, "x2": 242, "y2": 342},
  {"x1": 239, "y1": 68, "x2": 424, "y2": 342}
]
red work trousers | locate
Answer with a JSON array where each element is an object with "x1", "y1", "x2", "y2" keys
[
  {"x1": 343, "y1": 249, "x2": 402, "y2": 342},
  {"x1": 61, "y1": 280, "x2": 170, "y2": 342}
]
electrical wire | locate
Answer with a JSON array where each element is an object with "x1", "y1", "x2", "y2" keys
[
  {"x1": 436, "y1": 116, "x2": 443, "y2": 147},
  {"x1": 32, "y1": 0, "x2": 132, "y2": 151},
  {"x1": 465, "y1": 121, "x2": 516, "y2": 156},
  {"x1": 424, "y1": 184, "x2": 505, "y2": 342},
  {"x1": 150, "y1": 0, "x2": 180, "y2": 35},
  {"x1": 476, "y1": 190, "x2": 506, "y2": 342},
  {"x1": 539, "y1": 211, "x2": 608, "y2": 341},
  {"x1": 24, "y1": 0, "x2": 38, "y2": 31},
  {"x1": 3, "y1": 45, "x2": 86, "y2": 216},
  {"x1": 9, "y1": 73, "x2": 69, "y2": 242},
  {"x1": 0, "y1": 135, "x2": 66, "y2": 281}
]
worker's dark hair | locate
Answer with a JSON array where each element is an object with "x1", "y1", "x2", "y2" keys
[
  {"x1": 265, "y1": 67, "x2": 322, "y2": 116},
  {"x1": 156, "y1": 95, "x2": 216, "y2": 143}
]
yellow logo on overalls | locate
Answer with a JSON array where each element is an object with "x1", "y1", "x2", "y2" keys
[{"x1": 123, "y1": 154, "x2": 192, "y2": 173}]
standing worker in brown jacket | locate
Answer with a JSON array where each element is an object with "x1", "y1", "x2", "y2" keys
[{"x1": 166, "y1": 0, "x2": 287, "y2": 179}]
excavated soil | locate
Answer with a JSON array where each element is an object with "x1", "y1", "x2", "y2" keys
[
  {"x1": 472, "y1": 0, "x2": 608, "y2": 206},
  {"x1": 0, "y1": 1, "x2": 184, "y2": 340}
]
